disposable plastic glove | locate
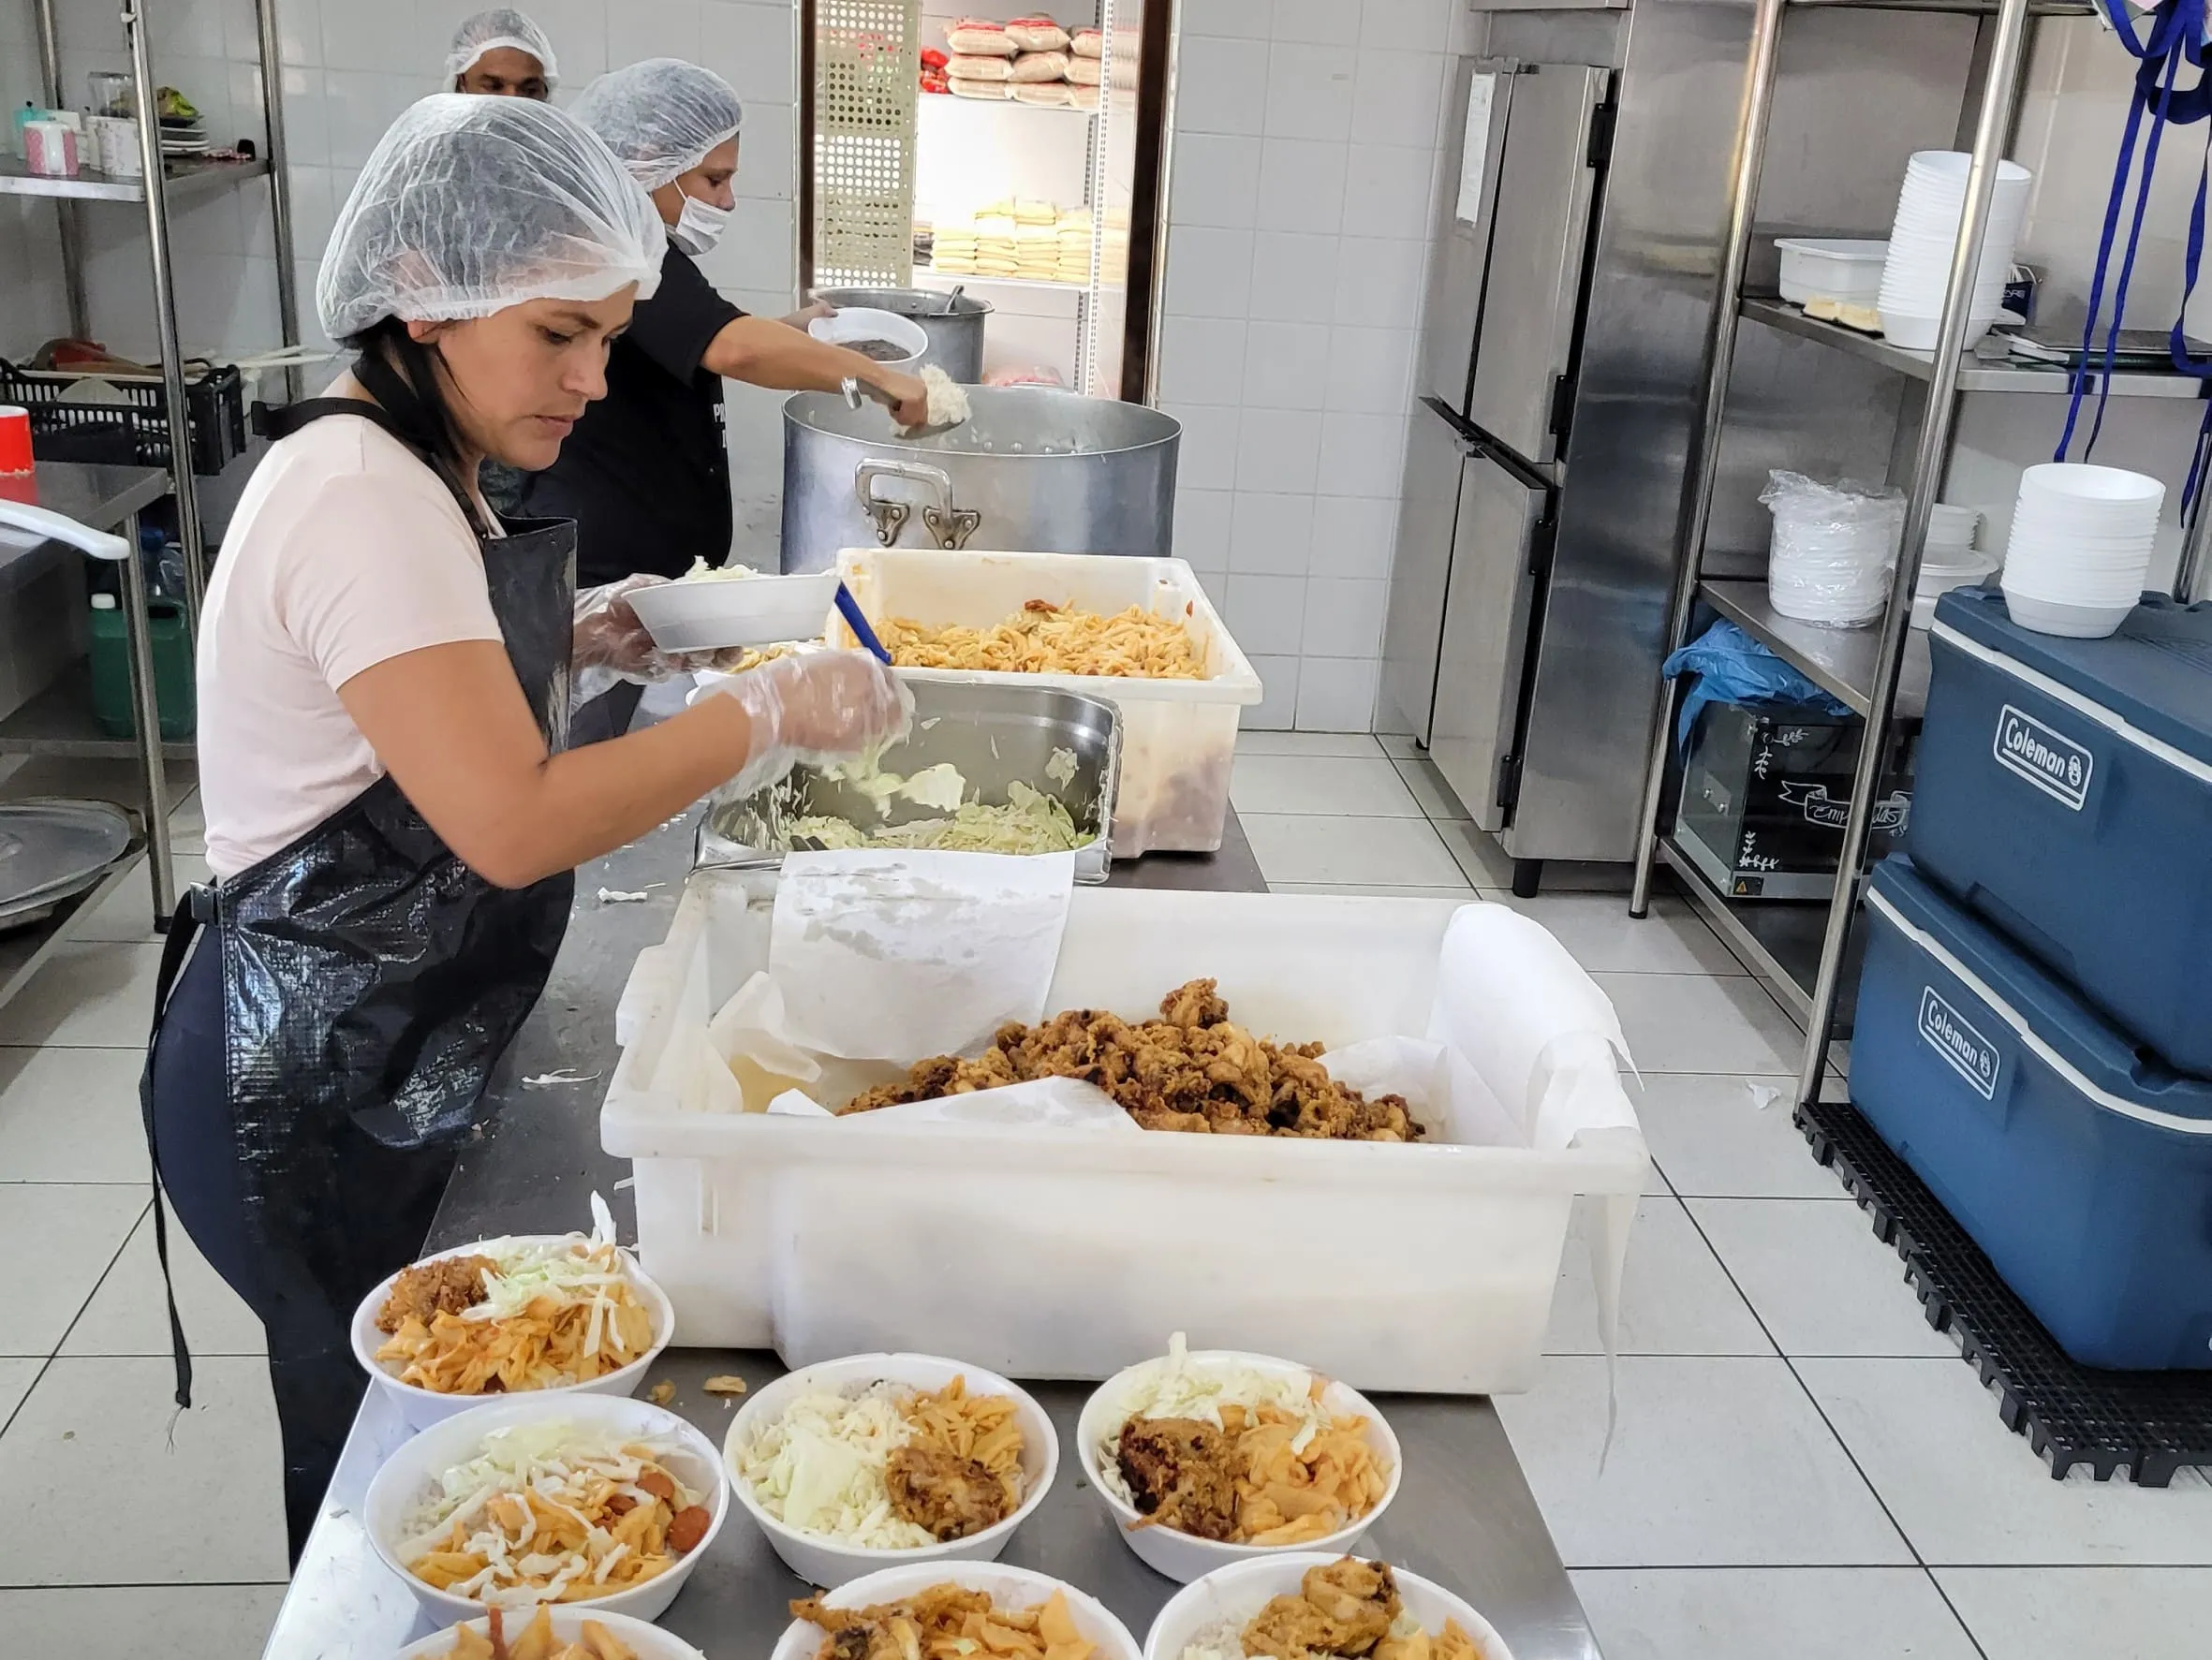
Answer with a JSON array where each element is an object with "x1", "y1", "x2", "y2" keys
[{"x1": 699, "y1": 646, "x2": 913, "y2": 798}]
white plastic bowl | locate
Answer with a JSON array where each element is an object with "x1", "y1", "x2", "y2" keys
[
  {"x1": 1076, "y1": 1348, "x2": 1403, "y2": 1585},
  {"x1": 724, "y1": 1352, "x2": 1059, "y2": 1589},
  {"x1": 366, "y1": 1393, "x2": 728, "y2": 1626},
  {"x1": 770, "y1": 1564, "x2": 1141, "y2": 1660},
  {"x1": 810, "y1": 306, "x2": 928, "y2": 368},
  {"x1": 629, "y1": 569, "x2": 840, "y2": 654},
  {"x1": 352, "y1": 1238, "x2": 675, "y2": 1432},
  {"x1": 2001, "y1": 580, "x2": 2139, "y2": 639},
  {"x1": 399, "y1": 1609, "x2": 707, "y2": 1660},
  {"x1": 1774, "y1": 237, "x2": 1888, "y2": 305},
  {"x1": 1878, "y1": 309, "x2": 1999, "y2": 351},
  {"x1": 1142, "y1": 1554, "x2": 1517, "y2": 1660}
]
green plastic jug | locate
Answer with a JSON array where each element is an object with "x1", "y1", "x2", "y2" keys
[{"x1": 89, "y1": 594, "x2": 195, "y2": 742}]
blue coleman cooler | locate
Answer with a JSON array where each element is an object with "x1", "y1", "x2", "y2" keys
[
  {"x1": 1854, "y1": 856, "x2": 2212, "y2": 1371},
  {"x1": 1912, "y1": 587, "x2": 2212, "y2": 1074}
]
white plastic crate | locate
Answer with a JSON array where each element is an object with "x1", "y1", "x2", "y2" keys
[
  {"x1": 601, "y1": 874, "x2": 1649, "y2": 1395},
  {"x1": 829, "y1": 549, "x2": 1262, "y2": 856}
]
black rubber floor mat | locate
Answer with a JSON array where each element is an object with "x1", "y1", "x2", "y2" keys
[{"x1": 1796, "y1": 1094, "x2": 2212, "y2": 1485}]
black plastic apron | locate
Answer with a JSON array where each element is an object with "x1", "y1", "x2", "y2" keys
[{"x1": 139, "y1": 376, "x2": 577, "y2": 1506}]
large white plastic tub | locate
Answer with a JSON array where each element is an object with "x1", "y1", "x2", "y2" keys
[
  {"x1": 828, "y1": 549, "x2": 1262, "y2": 856},
  {"x1": 601, "y1": 874, "x2": 1648, "y2": 1395}
]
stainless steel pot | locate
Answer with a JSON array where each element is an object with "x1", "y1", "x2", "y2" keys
[
  {"x1": 813, "y1": 287, "x2": 992, "y2": 383},
  {"x1": 778, "y1": 388, "x2": 1180, "y2": 575},
  {"x1": 696, "y1": 681, "x2": 1120, "y2": 883}
]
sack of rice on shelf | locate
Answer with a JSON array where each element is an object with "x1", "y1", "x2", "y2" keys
[
  {"x1": 945, "y1": 17, "x2": 1016, "y2": 55},
  {"x1": 1007, "y1": 14, "x2": 1070, "y2": 51}
]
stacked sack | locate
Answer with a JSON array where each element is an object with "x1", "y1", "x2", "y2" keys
[
  {"x1": 930, "y1": 216, "x2": 979, "y2": 274},
  {"x1": 942, "y1": 15, "x2": 1079, "y2": 105},
  {"x1": 1846, "y1": 581, "x2": 2212, "y2": 1374}
]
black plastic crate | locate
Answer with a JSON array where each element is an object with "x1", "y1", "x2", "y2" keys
[{"x1": 0, "y1": 359, "x2": 246, "y2": 476}]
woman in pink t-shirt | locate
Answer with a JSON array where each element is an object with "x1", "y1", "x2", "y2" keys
[{"x1": 140, "y1": 95, "x2": 907, "y2": 1557}]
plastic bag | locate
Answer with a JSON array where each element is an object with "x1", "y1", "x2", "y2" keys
[
  {"x1": 1660, "y1": 620, "x2": 1851, "y2": 755},
  {"x1": 1761, "y1": 470, "x2": 1904, "y2": 628}
]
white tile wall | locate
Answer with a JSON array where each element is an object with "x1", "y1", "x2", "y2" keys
[{"x1": 1156, "y1": 0, "x2": 1461, "y2": 727}]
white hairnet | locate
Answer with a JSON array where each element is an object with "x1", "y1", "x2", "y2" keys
[
  {"x1": 317, "y1": 95, "x2": 665, "y2": 341},
  {"x1": 447, "y1": 9, "x2": 558, "y2": 85},
  {"x1": 569, "y1": 58, "x2": 745, "y2": 191}
]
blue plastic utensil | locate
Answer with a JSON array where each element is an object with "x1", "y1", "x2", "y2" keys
[{"x1": 835, "y1": 582, "x2": 892, "y2": 664}]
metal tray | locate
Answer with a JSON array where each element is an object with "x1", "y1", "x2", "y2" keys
[
  {"x1": 697, "y1": 680, "x2": 1119, "y2": 882},
  {"x1": 0, "y1": 799, "x2": 135, "y2": 932}
]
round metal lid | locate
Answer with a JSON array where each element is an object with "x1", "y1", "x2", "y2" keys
[{"x1": 0, "y1": 800, "x2": 135, "y2": 908}]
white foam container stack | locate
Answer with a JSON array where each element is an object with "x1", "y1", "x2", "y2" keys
[
  {"x1": 601, "y1": 874, "x2": 1649, "y2": 1396},
  {"x1": 828, "y1": 549, "x2": 1261, "y2": 856}
]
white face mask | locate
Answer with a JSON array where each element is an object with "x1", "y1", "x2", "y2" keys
[{"x1": 669, "y1": 191, "x2": 731, "y2": 257}]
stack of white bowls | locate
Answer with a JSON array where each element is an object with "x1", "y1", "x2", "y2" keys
[
  {"x1": 1911, "y1": 504, "x2": 1997, "y2": 628},
  {"x1": 1765, "y1": 475, "x2": 1906, "y2": 627},
  {"x1": 2001, "y1": 463, "x2": 2162, "y2": 639},
  {"x1": 1878, "y1": 151, "x2": 2033, "y2": 351}
]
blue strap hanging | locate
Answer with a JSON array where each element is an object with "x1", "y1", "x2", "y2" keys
[{"x1": 2058, "y1": 1, "x2": 2212, "y2": 512}]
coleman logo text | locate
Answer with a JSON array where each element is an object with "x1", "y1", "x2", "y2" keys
[
  {"x1": 1992, "y1": 705, "x2": 2092, "y2": 811},
  {"x1": 1919, "y1": 987, "x2": 1999, "y2": 1101}
]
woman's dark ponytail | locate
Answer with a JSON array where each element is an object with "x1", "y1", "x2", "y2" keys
[{"x1": 341, "y1": 317, "x2": 486, "y2": 533}]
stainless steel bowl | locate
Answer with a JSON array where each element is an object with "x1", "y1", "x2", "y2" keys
[{"x1": 697, "y1": 682, "x2": 1120, "y2": 882}]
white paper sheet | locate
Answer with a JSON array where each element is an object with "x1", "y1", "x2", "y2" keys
[
  {"x1": 1455, "y1": 72, "x2": 1497, "y2": 225},
  {"x1": 767, "y1": 849, "x2": 1077, "y2": 1061}
]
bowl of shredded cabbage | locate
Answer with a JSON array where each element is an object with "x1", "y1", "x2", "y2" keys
[
  {"x1": 723, "y1": 1351, "x2": 1058, "y2": 1588},
  {"x1": 350, "y1": 1197, "x2": 674, "y2": 1430},
  {"x1": 367, "y1": 1393, "x2": 727, "y2": 1626},
  {"x1": 1077, "y1": 1336, "x2": 1401, "y2": 1583},
  {"x1": 1142, "y1": 1554, "x2": 1513, "y2": 1660}
]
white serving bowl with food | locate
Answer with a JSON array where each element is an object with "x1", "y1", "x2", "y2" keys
[
  {"x1": 628, "y1": 565, "x2": 840, "y2": 654},
  {"x1": 351, "y1": 1227, "x2": 675, "y2": 1432},
  {"x1": 1078, "y1": 1340, "x2": 1402, "y2": 1584},
  {"x1": 771, "y1": 1562, "x2": 1142, "y2": 1660},
  {"x1": 366, "y1": 1392, "x2": 728, "y2": 1626},
  {"x1": 809, "y1": 306, "x2": 929, "y2": 368},
  {"x1": 723, "y1": 1350, "x2": 1059, "y2": 1589},
  {"x1": 398, "y1": 1606, "x2": 707, "y2": 1660},
  {"x1": 1143, "y1": 1554, "x2": 1515, "y2": 1660}
]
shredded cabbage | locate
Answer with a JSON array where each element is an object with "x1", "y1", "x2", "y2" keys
[
  {"x1": 1093, "y1": 1333, "x2": 1335, "y2": 1508},
  {"x1": 730, "y1": 1382, "x2": 936, "y2": 1549},
  {"x1": 680, "y1": 557, "x2": 761, "y2": 581},
  {"x1": 787, "y1": 782, "x2": 1084, "y2": 857},
  {"x1": 395, "y1": 1418, "x2": 700, "y2": 1605}
]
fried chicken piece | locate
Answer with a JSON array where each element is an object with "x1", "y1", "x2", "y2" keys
[
  {"x1": 1242, "y1": 1560, "x2": 1404, "y2": 1660},
  {"x1": 1115, "y1": 1416, "x2": 1240, "y2": 1540},
  {"x1": 376, "y1": 1255, "x2": 494, "y2": 1333},
  {"x1": 836, "y1": 984, "x2": 1423, "y2": 1142},
  {"x1": 1159, "y1": 977, "x2": 1229, "y2": 1030},
  {"x1": 885, "y1": 1444, "x2": 1012, "y2": 1540},
  {"x1": 796, "y1": 1588, "x2": 1002, "y2": 1660}
]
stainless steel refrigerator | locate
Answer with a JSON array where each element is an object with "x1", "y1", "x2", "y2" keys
[{"x1": 1381, "y1": 12, "x2": 1764, "y2": 893}]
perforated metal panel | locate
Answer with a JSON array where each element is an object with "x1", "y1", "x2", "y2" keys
[{"x1": 813, "y1": 0, "x2": 920, "y2": 287}]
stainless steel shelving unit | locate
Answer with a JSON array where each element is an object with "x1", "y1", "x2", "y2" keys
[
  {"x1": 12, "y1": 0, "x2": 301, "y2": 629},
  {"x1": 1624, "y1": 0, "x2": 2205, "y2": 1108}
]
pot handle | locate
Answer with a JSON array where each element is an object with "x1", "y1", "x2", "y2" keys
[{"x1": 852, "y1": 458, "x2": 981, "y2": 551}]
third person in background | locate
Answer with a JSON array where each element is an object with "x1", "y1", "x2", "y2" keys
[{"x1": 445, "y1": 7, "x2": 556, "y2": 99}]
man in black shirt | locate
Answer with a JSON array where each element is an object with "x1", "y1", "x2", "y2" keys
[{"x1": 520, "y1": 58, "x2": 926, "y2": 592}]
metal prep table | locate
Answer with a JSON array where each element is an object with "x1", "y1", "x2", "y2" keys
[
  {"x1": 0, "y1": 460, "x2": 183, "y2": 940},
  {"x1": 262, "y1": 810, "x2": 1601, "y2": 1660}
]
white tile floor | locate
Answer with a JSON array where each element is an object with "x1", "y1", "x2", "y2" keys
[{"x1": 1, "y1": 739, "x2": 2207, "y2": 1658}]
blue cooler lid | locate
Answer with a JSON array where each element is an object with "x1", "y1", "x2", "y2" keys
[
  {"x1": 1865, "y1": 857, "x2": 2212, "y2": 1125},
  {"x1": 1932, "y1": 586, "x2": 2212, "y2": 767}
]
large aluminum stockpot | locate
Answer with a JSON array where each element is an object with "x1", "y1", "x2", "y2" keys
[
  {"x1": 813, "y1": 286, "x2": 991, "y2": 382},
  {"x1": 778, "y1": 388, "x2": 1180, "y2": 575}
]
